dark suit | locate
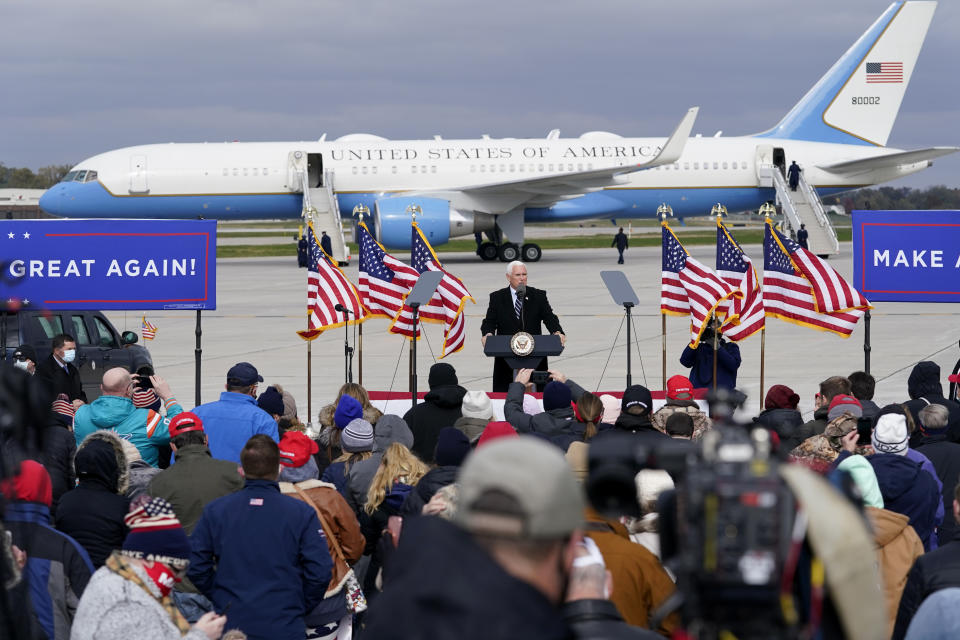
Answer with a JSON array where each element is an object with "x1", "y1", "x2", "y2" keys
[
  {"x1": 481, "y1": 286, "x2": 563, "y2": 392},
  {"x1": 36, "y1": 354, "x2": 87, "y2": 403}
]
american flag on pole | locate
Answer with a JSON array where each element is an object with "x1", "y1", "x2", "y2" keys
[
  {"x1": 762, "y1": 220, "x2": 869, "y2": 337},
  {"x1": 716, "y1": 220, "x2": 764, "y2": 341},
  {"x1": 661, "y1": 223, "x2": 741, "y2": 347},
  {"x1": 865, "y1": 61, "x2": 903, "y2": 83},
  {"x1": 357, "y1": 221, "x2": 420, "y2": 319},
  {"x1": 297, "y1": 224, "x2": 368, "y2": 341},
  {"x1": 391, "y1": 222, "x2": 475, "y2": 357},
  {"x1": 141, "y1": 315, "x2": 157, "y2": 341}
]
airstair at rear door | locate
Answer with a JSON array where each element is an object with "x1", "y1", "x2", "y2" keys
[
  {"x1": 771, "y1": 169, "x2": 839, "y2": 257},
  {"x1": 303, "y1": 170, "x2": 349, "y2": 265}
]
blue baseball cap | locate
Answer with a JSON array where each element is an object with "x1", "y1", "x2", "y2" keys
[{"x1": 227, "y1": 362, "x2": 263, "y2": 386}]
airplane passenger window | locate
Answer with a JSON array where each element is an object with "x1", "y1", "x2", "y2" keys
[
  {"x1": 684, "y1": 163, "x2": 689, "y2": 170},
  {"x1": 509, "y1": 165, "x2": 515, "y2": 172},
  {"x1": 353, "y1": 167, "x2": 359, "y2": 174},
  {"x1": 499, "y1": 165, "x2": 505, "y2": 172},
  {"x1": 722, "y1": 162, "x2": 728, "y2": 170},
  {"x1": 421, "y1": 166, "x2": 427, "y2": 173},
  {"x1": 431, "y1": 166, "x2": 436, "y2": 173},
  {"x1": 742, "y1": 162, "x2": 748, "y2": 170},
  {"x1": 362, "y1": 167, "x2": 368, "y2": 174},
  {"x1": 712, "y1": 162, "x2": 718, "y2": 170},
  {"x1": 222, "y1": 169, "x2": 228, "y2": 176},
  {"x1": 693, "y1": 163, "x2": 699, "y2": 170},
  {"x1": 578, "y1": 164, "x2": 583, "y2": 171},
  {"x1": 233, "y1": 169, "x2": 239, "y2": 176},
  {"x1": 548, "y1": 164, "x2": 554, "y2": 171},
  {"x1": 490, "y1": 165, "x2": 495, "y2": 173},
  {"x1": 372, "y1": 167, "x2": 378, "y2": 174},
  {"x1": 393, "y1": 166, "x2": 398, "y2": 174},
  {"x1": 480, "y1": 165, "x2": 485, "y2": 172},
  {"x1": 538, "y1": 164, "x2": 544, "y2": 171}
]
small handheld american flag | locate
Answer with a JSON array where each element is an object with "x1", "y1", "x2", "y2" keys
[{"x1": 141, "y1": 315, "x2": 157, "y2": 341}]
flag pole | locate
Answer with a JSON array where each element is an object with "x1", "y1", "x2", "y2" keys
[
  {"x1": 711, "y1": 315, "x2": 718, "y2": 393},
  {"x1": 358, "y1": 324, "x2": 363, "y2": 386},
  {"x1": 307, "y1": 339, "x2": 313, "y2": 428},
  {"x1": 759, "y1": 326, "x2": 766, "y2": 411},
  {"x1": 353, "y1": 204, "x2": 370, "y2": 387},
  {"x1": 661, "y1": 314, "x2": 667, "y2": 391}
]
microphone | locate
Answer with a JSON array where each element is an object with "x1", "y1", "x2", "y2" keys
[
  {"x1": 334, "y1": 303, "x2": 353, "y2": 315},
  {"x1": 516, "y1": 284, "x2": 526, "y2": 300}
]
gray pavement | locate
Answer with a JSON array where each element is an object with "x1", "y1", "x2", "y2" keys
[{"x1": 104, "y1": 242, "x2": 960, "y2": 424}]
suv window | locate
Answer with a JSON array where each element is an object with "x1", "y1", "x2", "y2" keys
[
  {"x1": 1, "y1": 314, "x2": 19, "y2": 349},
  {"x1": 94, "y1": 316, "x2": 118, "y2": 348},
  {"x1": 71, "y1": 315, "x2": 92, "y2": 346},
  {"x1": 36, "y1": 315, "x2": 64, "y2": 339}
]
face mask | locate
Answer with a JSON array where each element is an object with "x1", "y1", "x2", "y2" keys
[
  {"x1": 13, "y1": 360, "x2": 30, "y2": 372},
  {"x1": 62, "y1": 349, "x2": 76, "y2": 363}
]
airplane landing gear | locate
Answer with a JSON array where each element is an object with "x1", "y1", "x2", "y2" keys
[
  {"x1": 521, "y1": 243, "x2": 542, "y2": 262},
  {"x1": 498, "y1": 243, "x2": 520, "y2": 262},
  {"x1": 478, "y1": 242, "x2": 499, "y2": 261}
]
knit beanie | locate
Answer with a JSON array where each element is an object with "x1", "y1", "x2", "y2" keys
[
  {"x1": 764, "y1": 384, "x2": 800, "y2": 411},
  {"x1": 837, "y1": 455, "x2": 884, "y2": 509},
  {"x1": 133, "y1": 388, "x2": 161, "y2": 410},
  {"x1": 434, "y1": 427, "x2": 471, "y2": 467},
  {"x1": 121, "y1": 497, "x2": 192, "y2": 571},
  {"x1": 543, "y1": 381, "x2": 572, "y2": 411},
  {"x1": 341, "y1": 418, "x2": 374, "y2": 453},
  {"x1": 51, "y1": 393, "x2": 75, "y2": 427},
  {"x1": 461, "y1": 390, "x2": 494, "y2": 420},
  {"x1": 334, "y1": 395, "x2": 363, "y2": 429},
  {"x1": 599, "y1": 394, "x2": 620, "y2": 425},
  {"x1": 872, "y1": 414, "x2": 908, "y2": 455},
  {"x1": 828, "y1": 394, "x2": 862, "y2": 421},
  {"x1": 428, "y1": 362, "x2": 458, "y2": 389},
  {"x1": 257, "y1": 386, "x2": 285, "y2": 416},
  {"x1": 374, "y1": 414, "x2": 414, "y2": 451},
  {"x1": 476, "y1": 421, "x2": 519, "y2": 448}
]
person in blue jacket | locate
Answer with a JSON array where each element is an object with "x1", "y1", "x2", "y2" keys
[
  {"x1": 191, "y1": 362, "x2": 279, "y2": 464},
  {"x1": 679, "y1": 323, "x2": 741, "y2": 391},
  {"x1": 188, "y1": 434, "x2": 332, "y2": 640}
]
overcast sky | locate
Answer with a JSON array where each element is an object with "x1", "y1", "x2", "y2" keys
[{"x1": 2, "y1": 0, "x2": 957, "y2": 188}]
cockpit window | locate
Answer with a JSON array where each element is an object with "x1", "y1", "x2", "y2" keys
[{"x1": 59, "y1": 170, "x2": 98, "y2": 183}]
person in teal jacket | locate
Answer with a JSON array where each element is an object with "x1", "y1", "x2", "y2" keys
[{"x1": 73, "y1": 367, "x2": 183, "y2": 467}]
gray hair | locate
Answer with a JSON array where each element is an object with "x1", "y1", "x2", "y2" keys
[
  {"x1": 919, "y1": 403, "x2": 949, "y2": 430},
  {"x1": 505, "y1": 260, "x2": 525, "y2": 276}
]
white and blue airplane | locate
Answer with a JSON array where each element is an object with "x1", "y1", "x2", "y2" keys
[{"x1": 40, "y1": 1, "x2": 955, "y2": 262}]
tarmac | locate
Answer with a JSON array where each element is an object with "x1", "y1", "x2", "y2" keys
[{"x1": 103, "y1": 241, "x2": 960, "y2": 424}]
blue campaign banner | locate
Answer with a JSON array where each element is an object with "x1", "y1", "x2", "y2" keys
[
  {"x1": 0, "y1": 219, "x2": 216, "y2": 310},
  {"x1": 852, "y1": 209, "x2": 960, "y2": 303}
]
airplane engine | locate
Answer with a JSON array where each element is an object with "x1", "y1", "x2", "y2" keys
[{"x1": 374, "y1": 196, "x2": 494, "y2": 249}]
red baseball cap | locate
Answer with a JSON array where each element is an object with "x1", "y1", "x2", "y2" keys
[
  {"x1": 278, "y1": 431, "x2": 320, "y2": 468},
  {"x1": 666, "y1": 375, "x2": 694, "y2": 401},
  {"x1": 168, "y1": 412, "x2": 204, "y2": 438}
]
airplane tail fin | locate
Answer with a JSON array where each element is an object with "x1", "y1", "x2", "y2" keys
[{"x1": 755, "y1": 1, "x2": 935, "y2": 147}]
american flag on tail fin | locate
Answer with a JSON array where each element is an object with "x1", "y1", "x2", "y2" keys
[
  {"x1": 660, "y1": 223, "x2": 741, "y2": 347},
  {"x1": 297, "y1": 225, "x2": 367, "y2": 341},
  {"x1": 716, "y1": 221, "x2": 764, "y2": 341},
  {"x1": 390, "y1": 222, "x2": 474, "y2": 357}
]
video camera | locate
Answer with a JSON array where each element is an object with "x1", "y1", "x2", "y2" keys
[{"x1": 587, "y1": 388, "x2": 800, "y2": 640}]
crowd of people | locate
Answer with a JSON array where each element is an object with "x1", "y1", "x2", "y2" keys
[{"x1": 3, "y1": 338, "x2": 960, "y2": 639}]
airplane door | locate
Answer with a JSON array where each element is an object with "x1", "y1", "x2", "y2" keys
[
  {"x1": 129, "y1": 155, "x2": 148, "y2": 193},
  {"x1": 772, "y1": 148, "x2": 786, "y2": 177},
  {"x1": 308, "y1": 153, "x2": 323, "y2": 188},
  {"x1": 754, "y1": 145, "x2": 774, "y2": 188}
]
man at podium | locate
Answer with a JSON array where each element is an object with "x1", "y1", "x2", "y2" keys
[{"x1": 481, "y1": 261, "x2": 565, "y2": 392}]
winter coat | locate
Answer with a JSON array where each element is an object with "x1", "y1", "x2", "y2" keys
[
  {"x1": 74, "y1": 394, "x2": 182, "y2": 467},
  {"x1": 188, "y1": 478, "x2": 333, "y2": 640},
  {"x1": 321, "y1": 460, "x2": 350, "y2": 495},
  {"x1": 596, "y1": 412, "x2": 676, "y2": 453},
  {"x1": 279, "y1": 479, "x2": 364, "y2": 598},
  {"x1": 893, "y1": 532, "x2": 960, "y2": 640},
  {"x1": 55, "y1": 430, "x2": 130, "y2": 568},
  {"x1": 860, "y1": 398, "x2": 881, "y2": 419},
  {"x1": 905, "y1": 447, "x2": 944, "y2": 549},
  {"x1": 839, "y1": 451, "x2": 941, "y2": 552},
  {"x1": 362, "y1": 515, "x2": 575, "y2": 640},
  {"x1": 453, "y1": 415, "x2": 490, "y2": 442},
  {"x1": 191, "y1": 391, "x2": 279, "y2": 464},
  {"x1": 916, "y1": 432, "x2": 960, "y2": 546},
  {"x1": 903, "y1": 361, "x2": 960, "y2": 441},
  {"x1": 71, "y1": 555, "x2": 208, "y2": 640},
  {"x1": 5, "y1": 500, "x2": 94, "y2": 640},
  {"x1": 651, "y1": 401, "x2": 711, "y2": 440},
  {"x1": 147, "y1": 443, "x2": 244, "y2": 534},
  {"x1": 39, "y1": 416, "x2": 76, "y2": 516},
  {"x1": 36, "y1": 354, "x2": 86, "y2": 403},
  {"x1": 755, "y1": 407, "x2": 805, "y2": 452},
  {"x1": 867, "y1": 506, "x2": 924, "y2": 639},
  {"x1": 563, "y1": 599, "x2": 662, "y2": 640},
  {"x1": 679, "y1": 340, "x2": 740, "y2": 390},
  {"x1": 584, "y1": 509, "x2": 679, "y2": 634},
  {"x1": 504, "y1": 381, "x2": 576, "y2": 437},
  {"x1": 403, "y1": 384, "x2": 466, "y2": 463},
  {"x1": 343, "y1": 416, "x2": 414, "y2": 515},
  {"x1": 797, "y1": 405, "x2": 830, "y2": 442},
  {"x1": 400, "y1": 465, "x2": 459, "y2": 516},
  {"x1": 126, "y1": 459, "x2": 160, "y2": 501}
]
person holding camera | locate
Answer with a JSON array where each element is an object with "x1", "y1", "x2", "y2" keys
[
  {"x1": 679, "y1": 322, "x2": 741, "y2": 391},
  {"x1": 73, "y1": 367, "x2": 184, "y2": 467},
  {"x1": 504, "y1": 369, "x2": 583, "y2": 439}
]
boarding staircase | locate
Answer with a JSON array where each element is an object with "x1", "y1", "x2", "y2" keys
[
  {"x1": 300, "y1": 169, "x2": 350, "y2": 265},
  {"x1": 771, "y1": 169, "x2": 839, "y2": 257}
]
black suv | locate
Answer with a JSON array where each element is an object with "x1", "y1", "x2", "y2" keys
[{"x1": 1, "y1": 309, "x2": 153, "y2": 401}]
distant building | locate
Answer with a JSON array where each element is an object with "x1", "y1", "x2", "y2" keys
[
  {"x1": 824, "y1": 204, "x2": 847, "y2": 216},
  {"x1": 0, "y1": 189, "x2": 52, "y2": 219}
]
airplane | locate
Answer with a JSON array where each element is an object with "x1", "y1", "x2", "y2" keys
[{"x1": 40, "y1": 1, "x2": 956, "y2": 263}]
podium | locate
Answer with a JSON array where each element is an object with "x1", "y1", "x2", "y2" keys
[{"x1": 483, "y1": 334, "x2": 564, "y2": 371}]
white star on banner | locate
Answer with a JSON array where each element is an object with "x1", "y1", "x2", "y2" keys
[
  {"x1": 6, "y1": 232, "x2": 13, "y2": 239},
  {"x1": 22, "y1": 232, "x2": 30, "y2": 239}
]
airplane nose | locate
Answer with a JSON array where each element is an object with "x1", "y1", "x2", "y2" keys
[{"x1": 39, "y1": 185, "x2": 66, "y2": 216}]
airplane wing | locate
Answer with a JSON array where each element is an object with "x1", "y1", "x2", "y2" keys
[
  {"x1": 818, "y1": 147, "x2": 959, "y2": 175},
  {"x1": 401, "y1": 107, "x2": 698, "y2": 214}
]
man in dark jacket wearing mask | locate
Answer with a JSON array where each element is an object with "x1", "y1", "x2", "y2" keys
[
  {"x1": 403, "y1": 363, "x2": 466, "y2": 463},
  {"x1": 35, "y1": 333, "x2": 87, "y2": 408},
  {"x1": 903, "y1": 361, "x2": 960, "y2": 443}
]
